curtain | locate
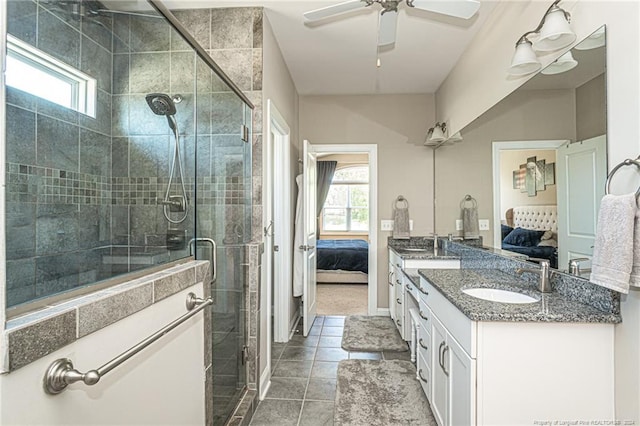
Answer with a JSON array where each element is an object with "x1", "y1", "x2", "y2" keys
[{"x1": 316, "y1": 161, "x2": 337, "y2": 237}]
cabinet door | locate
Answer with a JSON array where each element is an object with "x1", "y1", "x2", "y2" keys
[
  {"x1": 388, "y1": 262, "x2": 396, "y2": 321},
  {"x1": 447, "y1": 334, "x2": 475, "y2": 426},
  {"x1": 431, "y1": 316, "x2": 448, "y2": 426}
]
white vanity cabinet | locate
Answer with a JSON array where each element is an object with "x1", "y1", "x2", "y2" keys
[
  {"x1": 388, "y1": 248, "x2": 460, "y2": 340},
  {"x1": 418, "y1": 276, "x2": 615, "y2": 426}
]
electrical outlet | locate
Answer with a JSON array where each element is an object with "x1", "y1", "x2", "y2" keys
[
  {"x1": 455, "y1": 219, "x2": 463, "y2": 231},
  {"x1": 381, "y1": 220, "x2": 394, "y2": 231},
  {"x1": 479, "y1": 219, "x2": 490, "y2": 231}
]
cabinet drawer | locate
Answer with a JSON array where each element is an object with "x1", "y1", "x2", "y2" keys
[
  {"x1": 418, "y1": 321, "x2": 432, "y2": 372},
  {"x1": 417, "y1": 351, "x2": 432, "y2": 401},
  {"x1": 421, "y1": 278, "x2": 475, "y2": 358},
  {"x1": 403, "y1": 277, "x2": 418, "y2": 302}
]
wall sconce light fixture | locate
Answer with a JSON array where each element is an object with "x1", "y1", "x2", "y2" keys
[
  {"x1": 508, "y1": 0, "x2": 576, "y2": 76},
  {"x1": 541, "y1": 50, "x2": 577, "y2": 75},
  {"x1": 425, "y1": 122, "x2": 447, "y2": 145}
]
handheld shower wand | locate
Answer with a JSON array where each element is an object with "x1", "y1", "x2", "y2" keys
[{"x1": 145, "y1": 93, "x2": 189, "y2": 224}]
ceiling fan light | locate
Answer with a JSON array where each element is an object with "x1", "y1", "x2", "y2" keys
[
  {"x1": 533, "y1": 6, "x2": 576, "y2": 52},
  {"x1": 541, "y1": 50, "x2": 578, "y2": 75},
  {"x1": 509, "y1": 38, "x2": 541, "y2": 76}
]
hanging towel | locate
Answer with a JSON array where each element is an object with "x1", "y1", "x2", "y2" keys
[
  {"x1": 393, "y1": 197, "x2": 410, "y2": 240},
  {"x1": 460, "y1": 195, "x2": 479, "y2": 240},
  {"x1": 590, "y1": 193, "x2": 637, "y2": 294},
  {"x1": 629, "y1": 208, "x2": 640, "y2": 288},
  {"x1": 292, "y1": 174, "x2": 304, "y2": 297}
]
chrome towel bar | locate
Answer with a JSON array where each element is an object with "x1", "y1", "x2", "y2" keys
[{"x1": 43, "y1": 292, "x2": 213, "y2": 395}]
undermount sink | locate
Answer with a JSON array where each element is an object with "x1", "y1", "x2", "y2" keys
[{"x1": 462, "y1": 288, "x2": 540, "y2": 304}]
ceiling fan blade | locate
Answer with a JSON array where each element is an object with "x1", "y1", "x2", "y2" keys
[
  {"x1": 378, "y1": 11, "x2": 397, "y2": 47},
  {"x1": 304, "y1": 0, "x2": 367, "y2": 22},
  {"x1": 409, "y1": 0, "x2": 480, "y2": 19}
]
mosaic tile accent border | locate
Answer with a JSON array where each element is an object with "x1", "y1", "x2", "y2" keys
[{"x1": 6, "y1": 162, "x2": 249, "y2": 206}]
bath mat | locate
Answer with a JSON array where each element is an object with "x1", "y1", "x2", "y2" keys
[
  {"x1": 342, "y1": 315, "x2": 408, "y2": 352},
  {"x1": 334, "y1": 360, "x2": 436, "y2": 426}
]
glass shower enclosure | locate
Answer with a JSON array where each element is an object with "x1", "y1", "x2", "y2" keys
[{"x1": 4, "y1": 1, "x2": 252, "y2": 424}]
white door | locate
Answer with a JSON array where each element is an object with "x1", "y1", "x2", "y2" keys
[
  {"x1": 557, "y1": 135, "x2": 607, "y2": 272},
  {"x1": 302, "y1": 140, "x2": 318, "y2": 336}
]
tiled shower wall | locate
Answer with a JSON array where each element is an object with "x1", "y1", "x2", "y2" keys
[
  {"x1": 5, "y1": 1, "x2": 114, "y2": 305},
  {"x1": 173, "y1": 7, "x2": 264, "y2": 398}
]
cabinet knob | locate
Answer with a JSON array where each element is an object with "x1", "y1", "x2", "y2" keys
[
  {"x1": 396, "y1": 298, "x2": 402, "y2": 305},
  {"x1": 395, "y1": 279, "x2": 401, "y2": 285},
  {"x1": 405, "y1": 284, "x2": 412, "y2": 291},
  {"x1": 418, "y1": 368, "x2": 429, "y2": 383},
  {"x1": 396, "y1": 319, "x2": 401, "y2": 326},
  {"x1": 419, "y1": 338, "x2": 428, "y2": 350},
  {"x1": 419, "y1": 311, "x2": 428, "y2": 321}
]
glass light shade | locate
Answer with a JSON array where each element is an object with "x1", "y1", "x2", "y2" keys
[
  {"x1": 429, "y1": 125, "x2": 446, "y2": 142},
  {"x1": 509, "y1": 39, "x2": 541, "y2": 76},
  {"x1": 541, "y1": 50, "x2": 578, "y2": 75},
  {"x1": 533, "y1": 7, "x2": 576, "y2": 51},
  {"x1": 574, "y1": 26, "x2": 605, "y2": 50},
  {"x1": 448, "y1": 132, "x2": 463, "y2": 143}
]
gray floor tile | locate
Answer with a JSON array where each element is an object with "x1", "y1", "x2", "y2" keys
[
  {"x1": 313, "y1": 316, "x2": 325, "y2": 326},
  {"x1": 299, "y1": 401, "x2": 334, "y2": 426},
  {"x1": 280, "y1": 345, "x2": 317, "y2": 361},
  {"x1": 272, "y1": 360, "x2": 313, "y2": 378},
  {"x1": 320, "y1": 326, "x2": 344, "y2": 336},
  {"x1": 324, "y1": 315, "x2": 346, "y2": 320},
  {"x1": 272, "y1": 345, "x2": 285, "y2": 361},
  {"x1": 309, "y1": 324, "x2": 322, "y2": 336},
  {"x1": 315, "y1": 347, "x2": 349, "y2": 362},
  {"x1": 250, "y1": 399, "x2": 302, "y2": 426},
  {"x1": 318, "y1": 336, "x2": 342, "y2": 348},
  {"x1": 311, "y1": 361, "x2": 339, "y2": 379},
  {"x1": 305, "y1": 378, "x2": 336, "y2": 401},
  {"x1": 289, "y1": 334, "x2": 320, "y2": 347},
  {"x1": 264, "y1": 377, "x2": 308, "y2": 400},
  {"x1": 323, "y1": 317, "x2": 345, "y2": 327},
  {"x1": 349, "y1": 351, "x2": 382, "y2": 360}
]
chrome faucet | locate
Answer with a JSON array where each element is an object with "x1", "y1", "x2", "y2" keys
[
  {"x1": 431, "y1": 233, "x2": 438, "y2": 256},
  {"x1": 568, "y1": 258, "x2": 591, "y2": 276},
  {"x1": 515, "y1": 259, "x2": 552, "y2": 293}
]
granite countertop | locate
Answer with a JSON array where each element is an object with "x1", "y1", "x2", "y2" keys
[
  {"x1": 389, "y1": 246, "x2": 460, "y2": 261},
  {"x1": 409, "y1": 268, "x2": 621, "y2": 324}
]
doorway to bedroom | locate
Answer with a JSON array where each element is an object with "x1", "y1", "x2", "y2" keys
[{"x1": 313, "y1": 145, "x2": 378, "y2": 316}]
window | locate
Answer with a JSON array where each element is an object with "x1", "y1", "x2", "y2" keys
[
  {"x1": 322, "y1": 166, "x2": 369, "y2": 232},
  {"x1": 5, "y1": 35, "x2": 96, "y2": 117}
]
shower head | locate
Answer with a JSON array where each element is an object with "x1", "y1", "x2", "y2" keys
[{"x1": 145, "y1": 93, "x2": 177, "y2": 116}]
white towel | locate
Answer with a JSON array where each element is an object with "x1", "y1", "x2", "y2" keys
[
  {"x1": 462, "y1": 207, "x2": 479, "y2": 239},
  {"x1": 630, "y1": 208, "x2": 640, "y2": 288},
  {"x1": 393, "y1": 207, "x2": 410, "y2": 239},
  {"x1": 590, "y1": 194, "x2": 637, "y2": 294}
]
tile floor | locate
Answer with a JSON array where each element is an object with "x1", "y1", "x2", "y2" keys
[{"x1": 249, "y1": 315, "x2": 411, "y2": 426}]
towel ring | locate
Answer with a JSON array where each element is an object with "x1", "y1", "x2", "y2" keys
[
  {"x1": 605, "y1": 157, "x2": 640, "y2": 197},
  {"x1": 460, "y1": 194, "x2": 477, "y2": 209},
  {"x1": 394, "y1": 196, "x2": 409, "y2": 209}
]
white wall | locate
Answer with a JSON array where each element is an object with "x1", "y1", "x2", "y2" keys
[
  {"x1": 0, "y1": 285, "x2": 205, "y2": 425},
  {"x1": 261, "y1": 11, "x2": 300, "y2": 385},
  {"x1": 299, "y1": 94, "x2": 436, "y2": 310},
  {"x1": 435, "y1": 0, "x2": 640, "y2": 421}
]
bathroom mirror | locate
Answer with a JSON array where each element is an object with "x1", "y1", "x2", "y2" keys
[{"x1": 434, "y1": 26, "x2": 607, "y2": 274}]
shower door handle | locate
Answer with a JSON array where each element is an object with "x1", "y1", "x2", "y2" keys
[{"x1": 189, "y1": 238, "x2": 217, "y2": 283}]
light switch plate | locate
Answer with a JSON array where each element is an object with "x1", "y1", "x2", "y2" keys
[
  {"x1": 381, "y1": 220, "x2": 394, "y2": 231},
  {"x1": 455, "y1": 219, "x2": 463, "y2": 231},
  {"x1": 479, "y1": 219, "x2": 490, "y2": 230}
]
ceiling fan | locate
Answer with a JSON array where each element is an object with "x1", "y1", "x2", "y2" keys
[{"x1": 304, "y1": 0, "x2": 481, "y2": 47}]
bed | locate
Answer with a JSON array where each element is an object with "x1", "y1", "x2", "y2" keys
[
  {"x1": 316, "y1": 239, "x2": 369, "y2": 284},
  {"x1": 502, "y1": 205, "x2": 558, "y2": 268}
]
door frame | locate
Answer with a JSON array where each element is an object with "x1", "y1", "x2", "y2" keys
[
  {"x1": 308, "y1": 144, "x2": 379, "y2": 316},
  {"x1": 491, "y1": 140, "x2": 568, "y2": 246},
  {"x1": 261, "y1": 100, "x2": 292, "y2": 398}
]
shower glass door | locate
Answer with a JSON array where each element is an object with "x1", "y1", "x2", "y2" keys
[{"x1": 194, "y1": 53, "x2": 252, "y2": 426}]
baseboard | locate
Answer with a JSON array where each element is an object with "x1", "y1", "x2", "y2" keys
[
  {"x1": 259, "y1": 368, "x2": 271, "y2": 401},
  {"x1": 375, "y1": 308, "x2": 390, "y2": 316},
  {"x1": 289, "y1": 308, "x2": 301, "y2": 338}
]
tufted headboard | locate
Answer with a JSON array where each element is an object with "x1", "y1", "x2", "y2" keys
[{"x1": 506, "y1": 205, "x2": 558, "y2": 234}]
